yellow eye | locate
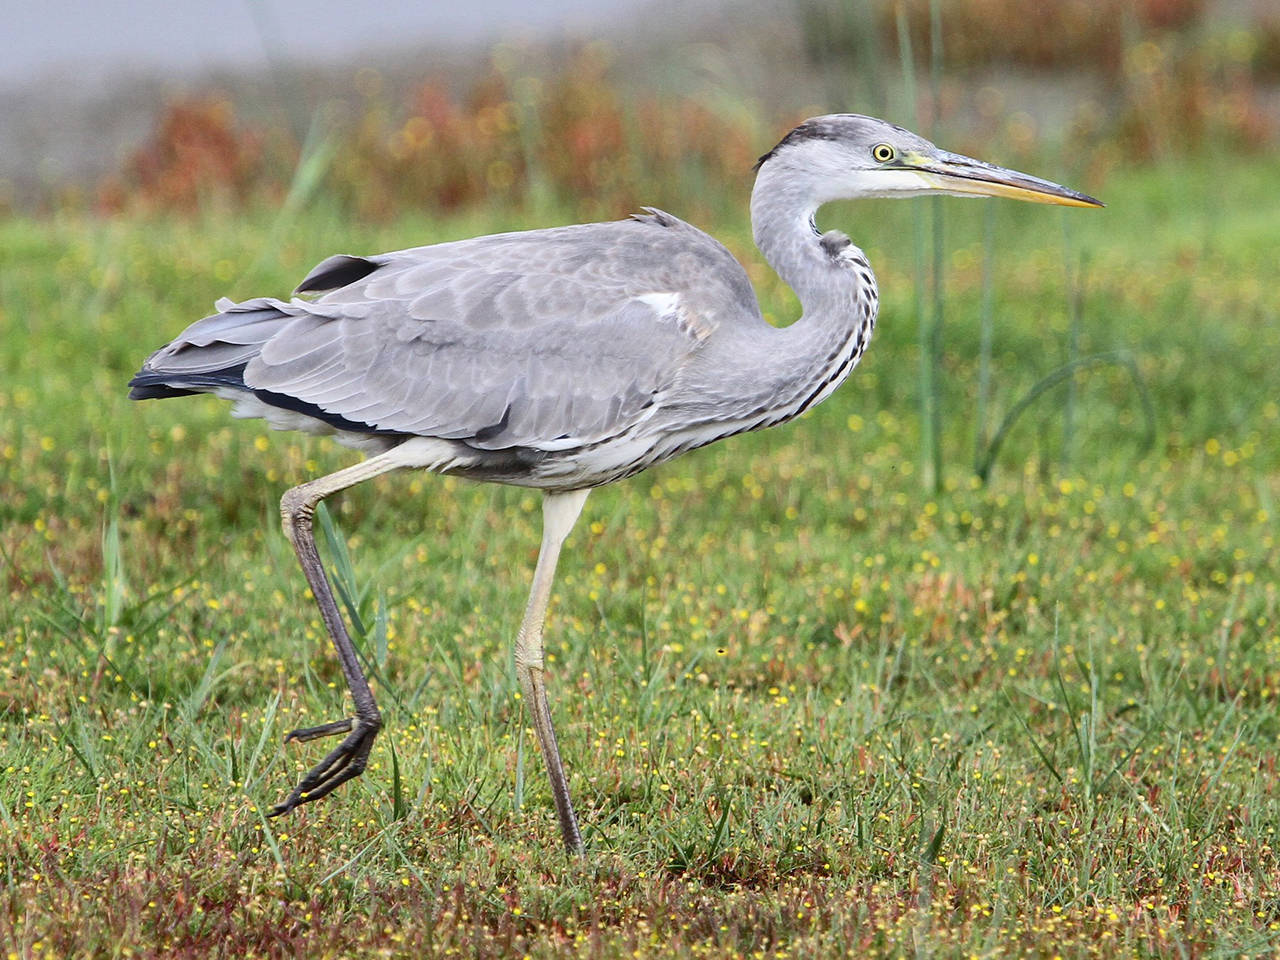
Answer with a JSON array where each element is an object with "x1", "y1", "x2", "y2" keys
[{"x1": 872, "y1": 143, "x2": 896, "y2": 163}]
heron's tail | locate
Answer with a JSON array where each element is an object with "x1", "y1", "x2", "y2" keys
[{"x1": 128, "y1": 297, "x2": 290, "y2": 400}]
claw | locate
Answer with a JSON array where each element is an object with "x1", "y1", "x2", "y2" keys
[{"x1": 269, "y1": 715, "x2": 381, "y2": 817}]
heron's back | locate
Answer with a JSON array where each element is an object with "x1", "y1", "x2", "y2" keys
[{"x1": 131, "y1": 211, "x2": 787, "y2": 486}]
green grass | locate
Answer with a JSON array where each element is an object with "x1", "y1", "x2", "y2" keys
[{"x1": 2, "y1": 152, "x2": 1278, "y2": 958}]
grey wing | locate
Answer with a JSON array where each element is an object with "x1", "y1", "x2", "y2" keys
[{"x1": 232, "y1": 214, "x2": 762, "y2": 450}]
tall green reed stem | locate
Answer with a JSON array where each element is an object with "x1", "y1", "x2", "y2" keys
[
  {"x1": 926, "y1": 0, "x2": 945, "y2": 495},
  {"x1": 973, "y1": 202, "x2": 996, "y2": 469},
  {"x1": 1061, "y1": 219, "x2": 1084, "y2": 470},
  {"x1": 898, "y1": 0, "x2": 945, "y2": 494},
  {"x1": 895, "y1": 5, "x2": 932, "y2": 493}
]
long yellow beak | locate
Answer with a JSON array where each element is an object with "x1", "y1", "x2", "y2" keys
[{"x1": 909, "y1": 150, "x2": 1103, "y2": 208}]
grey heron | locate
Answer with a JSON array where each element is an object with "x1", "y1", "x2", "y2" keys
[{"x1": 130, "y1": 114, "x2": 1100, "y2": 854}]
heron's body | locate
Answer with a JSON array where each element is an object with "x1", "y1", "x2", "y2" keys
[
  {"x1": 131, "y1": 114, "x2": 1099, "y2": 854},
  {"x1": 131, "y1": 209, "x2": 877, "y2": 491}
]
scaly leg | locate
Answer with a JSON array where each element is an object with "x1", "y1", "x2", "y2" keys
[
  {"x1": 268, "y1": 447, "x2": 412, "y2": 817},
  {"x1": 515, "y1": 488, "x2": 590, "y2": 854}
]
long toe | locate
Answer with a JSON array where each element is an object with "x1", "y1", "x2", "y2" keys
[
  {"x1": 283, "y1": 717, "x2": 355, "y2": 743},
  {"x1": 270, "y1": 720, "x2": 379, "y2": 816}
]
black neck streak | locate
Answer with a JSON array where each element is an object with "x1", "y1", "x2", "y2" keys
[{"x1": 819, "y1": 229, "x2": 852, "y2": 261}]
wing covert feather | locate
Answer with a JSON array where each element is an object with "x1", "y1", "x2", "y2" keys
[{"x1": 242, "y1": 214, "x2": 763, "y2": 449}]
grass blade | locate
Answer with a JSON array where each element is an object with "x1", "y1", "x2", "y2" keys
[{"x1": 975, "y1": 351, "x2": 1156, "y2": 482}]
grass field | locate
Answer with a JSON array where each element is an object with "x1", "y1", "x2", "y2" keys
[{"x1": 2, "y1": 152, "x2": 1278, "y2": 958}]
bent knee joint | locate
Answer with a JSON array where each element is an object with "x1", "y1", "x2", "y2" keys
[{"x1": 280, "y1": 485, "x2": 318, "y2": 534}]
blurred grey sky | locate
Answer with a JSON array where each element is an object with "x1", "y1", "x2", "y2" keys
[{"x1": 2, "y1": 0, "x2": 655, "y2": 87}]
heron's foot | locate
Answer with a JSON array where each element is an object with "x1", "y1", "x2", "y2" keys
[{"x1": 268, "y1": 714, "x2": 381, "y2": 817}]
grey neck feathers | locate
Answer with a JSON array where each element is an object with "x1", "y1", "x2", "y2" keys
[{"x1": 748, "y1": 160, "x2": 879, "y2": 410}]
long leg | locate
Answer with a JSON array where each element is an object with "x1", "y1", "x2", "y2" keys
[
  {"x1": 268, "y1": 446, "x2": 414, "y2": 817},
  {"x1": 516, "y1": 488, "x2": 590, "y2": 854}
]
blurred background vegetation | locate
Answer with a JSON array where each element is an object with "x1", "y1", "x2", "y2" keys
[{"x1": 7, "y1": 0, "x2": 1277, "y2": 222}]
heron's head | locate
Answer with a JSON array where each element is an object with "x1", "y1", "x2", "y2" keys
[{"x1": 756, "y1": 114, "x2": 1101, "y2": 208}]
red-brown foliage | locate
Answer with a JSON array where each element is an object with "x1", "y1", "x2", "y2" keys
[
  {"x1": 100, "y1": 96, "x2": 286, "y2": 214},
  {"x1": 874, "y1": 0, "x2": 1206, "y2": 75},
  {"x1": 330, "y1": 51, "x2": 759, "y2": 222}
]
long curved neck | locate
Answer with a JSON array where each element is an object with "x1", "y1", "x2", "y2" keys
[{"x1": 747, "y1": 161, "x2": 879, "y2": 415}]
